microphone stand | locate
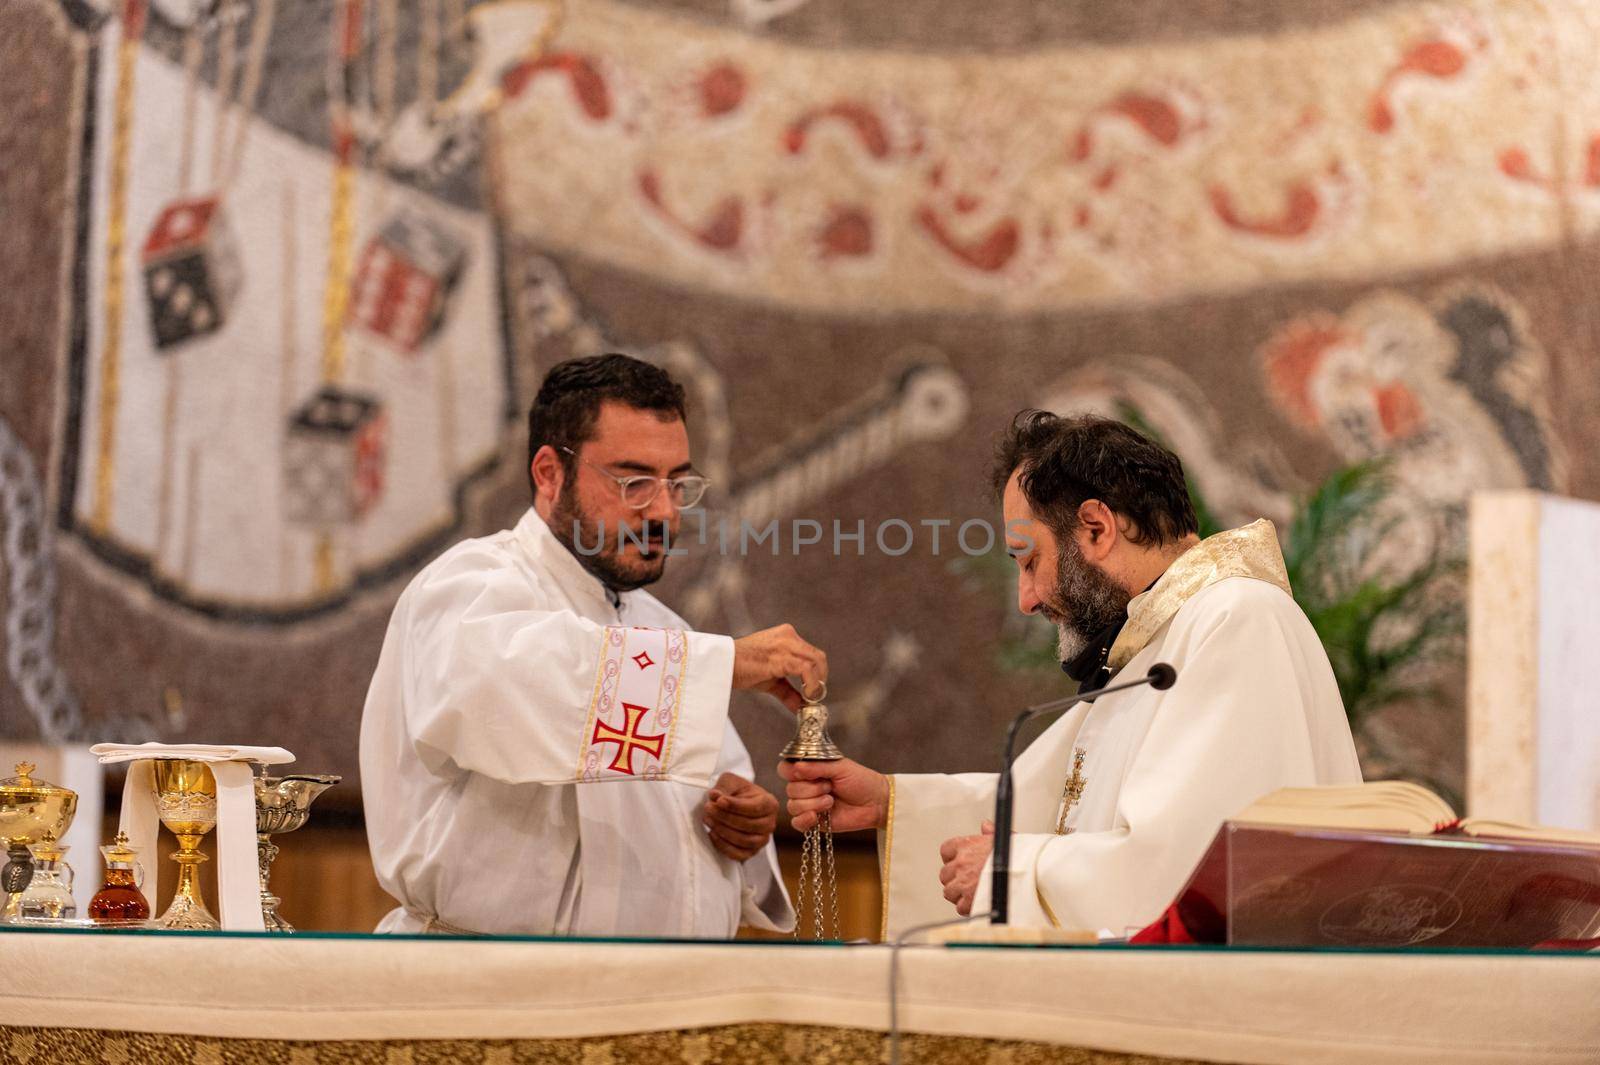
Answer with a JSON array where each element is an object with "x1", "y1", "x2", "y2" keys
[{"x1": 991, "y1": 663, "x2": 1176, "y2": 925}]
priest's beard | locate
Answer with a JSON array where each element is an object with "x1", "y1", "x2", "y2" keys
[
  {"x1": 549, "y1": 486, "x2": 672, "y2": 593},
  {"x1": 1039, "y1": 534, "x2": 1132, "y2": 663}
]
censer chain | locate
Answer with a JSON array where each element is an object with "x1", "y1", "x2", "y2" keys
[
  {"x1": 794, "y1": 819, "x2": 812, "y2": 939},
  {"x1": 793, "y1": 812, "x2": 839, "y2": 941},
  {"x1": 822, "y1": 809, "x2": 839, "y2": 941}
]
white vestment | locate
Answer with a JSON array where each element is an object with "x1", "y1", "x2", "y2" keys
[
  {"x1": 360, "y1": 508, "x2": 794, "y2": 937},
  {"x1": 881, "y1": 521, "x2": 1362, "y2": 937}
]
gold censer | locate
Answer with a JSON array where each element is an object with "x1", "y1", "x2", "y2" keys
[
  {"x1": 152, "y1": 759, "x2": 220, "y2": 930},
  {"x1": 780, "y1": 689, "x2": 843, "y2": 940}
]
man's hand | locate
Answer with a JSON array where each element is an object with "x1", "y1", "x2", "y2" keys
[
  {"x1": 732, "y1": 624, "x2": 827, "y2": 711},
  {"x1": 778, "y1": 757, "x2": 890, "y2": 833},
  {"x1": 702, "y1": 772, "x2": 779, "y2": 862},
  {"x1": 938, "y1": 820, "x2": 995, "y2": 916}
]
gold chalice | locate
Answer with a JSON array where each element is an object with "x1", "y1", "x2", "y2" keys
[
  {"x1": 0, "y1": 763, "x2": 78, "y2": 922},
  {"x1": 152, "y1": 759, "x2": 220, "y2": 930}
]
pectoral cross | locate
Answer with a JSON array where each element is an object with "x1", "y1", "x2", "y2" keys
[{"x1": 1054, "y1": 748, "x2": 1088, "y2": 835}]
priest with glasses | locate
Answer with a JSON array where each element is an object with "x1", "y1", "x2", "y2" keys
[{"x1": 361, "y1": 354, "x2": 824, "y2": 936}]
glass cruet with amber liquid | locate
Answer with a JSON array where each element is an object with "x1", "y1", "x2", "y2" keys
[{"x1": 88, "y1": 832, "x2": 150, "y2": 922}]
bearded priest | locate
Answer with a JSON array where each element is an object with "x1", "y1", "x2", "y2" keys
[
  {"x1": 363, "y1": 354, "x2": 822, "y2": 937},
  {"x1": 782, "y1": 411, "x2": 1361, "y2": 937}
]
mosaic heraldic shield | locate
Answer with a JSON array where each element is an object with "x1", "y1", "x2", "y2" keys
[
  {"x1": 283, "y1": 389, "x2": 388, "y2": 527},
  {"x1": 60, "y1": 3, "x2": 522, "y2": 622},
  {"x1": 140, "y1": 195, "x2": 243, "y2": 350}
]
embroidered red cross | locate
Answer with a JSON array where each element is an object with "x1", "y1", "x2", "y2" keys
[
  {"x1": 631, "y1": 650, "x2": 655, "y2": 670},
  {"x1": 590, "y1": 701, "x2": 666, "y2": 775}
]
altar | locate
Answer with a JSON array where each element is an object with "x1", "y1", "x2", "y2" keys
[{"x1": 2, "y1": 929, "x2": 1597, "y2": 1065}]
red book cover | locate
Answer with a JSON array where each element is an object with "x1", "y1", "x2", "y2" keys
[{"x1": 1139, "y1": 823, "x2": 1600, "y2": 948}]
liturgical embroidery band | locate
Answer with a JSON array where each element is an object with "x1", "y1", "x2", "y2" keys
[
  {"x1": 576, "y1": 625, "x2": 689, "y2": 781},
  {"x1": 878, "y1": 775, "x2": 896, "y2": 942}
]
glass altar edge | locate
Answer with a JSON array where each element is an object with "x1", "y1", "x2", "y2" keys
[{"x1": 1, "y1": 923, "x2": 1595, "y2": 957}]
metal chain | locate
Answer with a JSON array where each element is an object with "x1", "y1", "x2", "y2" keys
[
  {"x1": 806, "y1": 818, "x2": 819, "y2": 940},
  {"x1": 792, "y1": 816, "x2": 840, "y2": 940},
  {"x1": 822, "y1": 811, "x2": 839, "y2": 941},
  {"x1": 793, "y1": 824, "x2": 812, "y2": 939},
  {"x1": 806, "y1": 825, "x2": 819, "y2": 933},
  {"x1": 810, "y1": 825, "x2": 824, "y2": 939}
]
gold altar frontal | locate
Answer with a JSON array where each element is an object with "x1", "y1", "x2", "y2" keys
[{"x1": 2, "y1": 1024, "x2": 1207, "y2": 1065}]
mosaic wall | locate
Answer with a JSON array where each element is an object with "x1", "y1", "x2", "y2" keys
[{"x1": 3, "y1": 0, "x2": 1596, "y2": 799}]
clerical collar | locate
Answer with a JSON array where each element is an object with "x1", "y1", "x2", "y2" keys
[
  {"x1": 1060, "y1": 618, "x2": 1127, "y2": 693},
  {"x1": 1059, "y1": 577, "x2": 1160, "y2": 693}
]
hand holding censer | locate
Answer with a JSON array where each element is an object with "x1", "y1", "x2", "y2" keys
[{"x1": 780, "y1": 683, "x2": 843, "y2": 941}]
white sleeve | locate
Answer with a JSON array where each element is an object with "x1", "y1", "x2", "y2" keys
[
  {"x1": 403, "y1": 548, "x2": 735, "y2": 788},
  {"x1": 710, "y1": 721, "x2": 796, "y2": 933},
  {"x1": 974, "y1": 582, "x2": 1362, "y2": 933},
  {"x1": 880, "y1": 771, "x2": 998, "y2": 937}
]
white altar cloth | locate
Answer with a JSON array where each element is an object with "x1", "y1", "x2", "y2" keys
[{"x1": 1, "y1": 930, "x2": 1596, "y2": 1064}]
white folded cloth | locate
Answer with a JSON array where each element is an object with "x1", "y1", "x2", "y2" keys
[
  {"x1": 91, "y1": 742, "x2": 294, "y2": 766},
  {"x1": 93, "y1": 742, "x2": 295, "y2": 931}
]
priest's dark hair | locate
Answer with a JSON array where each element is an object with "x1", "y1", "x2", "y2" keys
[
  {"x1": 990, "y1": 410, "x2": 1198, "y2": 546},
  {"x1": 528, "y1": 354, "x2": 688, "y2": 496}
]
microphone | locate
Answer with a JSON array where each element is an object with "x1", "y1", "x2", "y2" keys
[{"x1": 990, "y1": 662, "x2": 1177, "y2": 924}]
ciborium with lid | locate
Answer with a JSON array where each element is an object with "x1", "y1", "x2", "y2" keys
[{"x1": 0, "y1": 762, "x2": 78, "y2": 922}]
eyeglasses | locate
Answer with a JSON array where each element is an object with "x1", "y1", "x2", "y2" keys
[{"x1": 561, "y1": 447, "x2": 711, "y2": 510}]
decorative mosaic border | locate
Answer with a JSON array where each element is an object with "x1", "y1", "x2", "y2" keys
[{"x1": 493, "y1": 0, "x2": 1600, "y2": 312}]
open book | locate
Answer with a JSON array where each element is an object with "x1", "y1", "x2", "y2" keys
[
  {"x1": 1234, "y1": 781, "x2": 1600, "y2": 846},
  {"x1": 1133, "y1": 782, "x2": 1600, "y2": 948}
]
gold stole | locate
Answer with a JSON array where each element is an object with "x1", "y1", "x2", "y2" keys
[{"x1": 1053, "y1": 520, "x2": 1293, "y2": 834}]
